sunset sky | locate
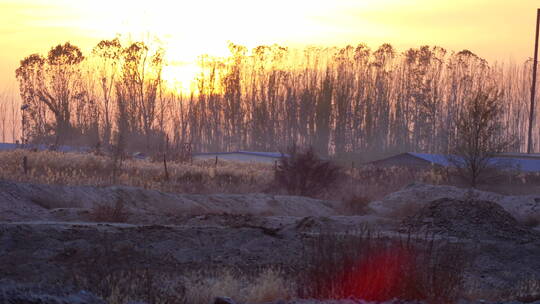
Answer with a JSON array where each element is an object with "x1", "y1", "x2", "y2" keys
[{"x1": 0, "y1": 0, "x2": 539, "y2": 90}]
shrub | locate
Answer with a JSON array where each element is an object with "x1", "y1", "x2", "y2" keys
[
  {"x1": 342, "y1": 194, "x2": 371, "y2": 215},
  {"x1": 297, "y1": 228, "x2": 469, "y2": 304},
  {"x1": 89, "y1": 198, "x2": 129, "y2": 223},
  {"x1": 275, "y1": 146, "x2": 341, "y2": 197}
]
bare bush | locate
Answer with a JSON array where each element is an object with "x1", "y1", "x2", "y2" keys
[
  {"x1": 341, "y1": 194, "x2": 371, "y2": 215},
  {"x1": 298, "y1": 228, "x2": 469, "y2": 304},
  {"x1": 70, "y1": 233, "x2": 185, "y2": 304},
  {"x1": 275, "y1": 146, "x2": 341, "y2": 197},
  {"x1": 89, "y1": 198, "x2": 129, "y2": 223}
]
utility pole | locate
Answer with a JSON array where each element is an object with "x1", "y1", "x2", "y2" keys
[{"x1": 527, "y1": 8, "x2": 540, "y2": 153}]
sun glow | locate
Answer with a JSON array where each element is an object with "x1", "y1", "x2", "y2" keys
[
  {"x1": 161, "y1": 62, "x2": 201, "y2": 95},
  {"x1": 0, "y1": 0, "x2": 538, "y2": 90}
]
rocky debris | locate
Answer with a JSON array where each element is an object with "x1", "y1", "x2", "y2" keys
[
  {"x1": 0, "y1": 284, "x2": 105, "y2": 304},
  {"x1": 401, "y1": 198, "x2": 540, "y2": 242},
  {"x1": 369, "y1": 183, "x2": 540, "y2": 226}
]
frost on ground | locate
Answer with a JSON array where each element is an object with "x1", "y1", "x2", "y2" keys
[
  {"x1": 0, "y1": 180, "x2": 539, "y2": 303},
  {"x1": 0, "y1": 179, "x2": 336, "y2": 222}
]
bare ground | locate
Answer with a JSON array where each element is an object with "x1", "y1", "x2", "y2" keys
[{"x1": 1, "y1": 180, "x2": 540, "y2": 303}]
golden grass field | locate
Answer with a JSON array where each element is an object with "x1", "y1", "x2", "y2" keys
[
  {"x1": 2, "y1": 149, "x2": 536, "y2": 200},
  {"x1": 0, "y1": 150, "x2": 274, "y2": 194}
]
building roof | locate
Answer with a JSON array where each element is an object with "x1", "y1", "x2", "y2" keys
[
  {"x1": 409, "y1": 152, "x2": 454, "y2": 167},
  {"x1": 372, "y1": 152, "x2": 540, "y2": 173},
  {"x1": 0, "y1": 143, "x2": 16, "y2": 151},
  {"x1": 500, "y1": 157, "x2": 540, "y2": 172},
  {"x1": 193, "y1": 151, "x2": 287, "y2": 158},
  {"x1": 496, "y1": 152, "x2": 540, "y2": 159}
]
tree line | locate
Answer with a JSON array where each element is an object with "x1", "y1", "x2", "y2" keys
[{"x1": 9, "y1": 38, "x2": 536, "y2": 159}]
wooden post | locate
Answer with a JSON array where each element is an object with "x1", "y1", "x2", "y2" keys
[
  {"x1": 163, "y1": 153, "x2": 169, "y2": 182},
  {"x1": 22, "y1": 156, "x2": 28, "y2": 175},
  {"x1": 215, "y1": 155, "x2": 218, "y2": 167},
  {"x1": 527, "y1": 8, "x2": 540, "y2": 153}
]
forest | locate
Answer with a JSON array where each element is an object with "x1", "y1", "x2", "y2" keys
[{"x1": 3, "y1": 38, "x2": 536, "y2": 159}]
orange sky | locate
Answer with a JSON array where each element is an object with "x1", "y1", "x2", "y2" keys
[{"x1": 0, "y1": 0, "x2": 539, "y2": 91}]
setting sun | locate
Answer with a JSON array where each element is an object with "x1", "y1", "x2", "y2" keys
[
  {"x1": 2, "y1": 2, "x2": 540, "y2": 302},
  {"x1": 1, "y1": 0, "x2": 539, "y2": 90}
]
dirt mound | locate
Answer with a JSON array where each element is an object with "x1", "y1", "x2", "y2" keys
[
  {"x1": 369, "y1": 183, "x2": 540, "y2": 226},
  {"x1": 401, "y1": 198, "x2": 540, "y2": 242},
  {"x1": 0, "y1": 180, "x2": 337, "y2": 222},
  {"x1": 0, "y1": 180, "x2": 52, "y2": 221}
]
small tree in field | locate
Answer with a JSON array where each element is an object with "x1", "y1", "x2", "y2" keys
[
  {"x1": 275, "y1": 145, "x2": 341, "y2": 197},
  {"x1": 448, "y1": 89, "x2": 514, "y2": 187}
]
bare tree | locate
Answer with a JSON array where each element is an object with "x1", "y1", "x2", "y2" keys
[
  {"x1": 15, "y1": 42, "x2": 85, "y2": 145},
  {"x1": 117, "y1": 41, "x2": 165, "y2": 152},
  {"x1": 92, "y1": 38, "x2": 123, "y2": 148},
  {"x1": 448, "y1": 89, "x2": 515, "y2": 187},
  {"x1": 0, "y1": 89, "x2": 7, "y2": 142},
  {"x1": 12, "y1": 39, "x2": 538, "y2": 158}
]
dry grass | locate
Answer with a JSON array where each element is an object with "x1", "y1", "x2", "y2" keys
[
  {"x1": 512, "y1": 277, "x2": 540, "y2": 302},
  {"x1": 89, "y1": 198, "x2": 129, "y2": 223},
  {"x1": 2, "y1": 149, "x2": 538, "y2": 202},
  {"x1": 0, "y1": 149, "x2": 425, "y2": 200},
  {"x1": 298, "y1": 228, "x2": 470, "y2": 304},
  {"x1": 73, "y1": 265, "x2": 294, "y2": 304},
  {"x1": 463, "y1": 276, "x2": 540, "y2": 303},
  {"x1": 0, "y1": 150, "x2": 273, "y2": 194},
  {"x1": 183, "y1": 267, "x2": 294, "y2": 304}
]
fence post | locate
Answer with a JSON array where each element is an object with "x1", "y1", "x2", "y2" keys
[
  {"x1": 22, "y1": 156, "x2": 28, "y2": 175},
  {"x1": 163, "y1": 153, "x2": 169, "y2": 182},
  {"x1": 274, "y1": 160, "x2": 278, "y2": 180}
]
